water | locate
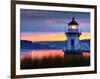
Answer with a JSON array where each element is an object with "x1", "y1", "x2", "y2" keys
[{"x1": 21, "y1": 49, "x2": 90, "y2": 60}]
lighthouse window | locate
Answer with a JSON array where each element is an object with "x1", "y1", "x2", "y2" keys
[
  {"x1": 71, "y1": 39, "x2": 74, "y2": 49},
  {"x1": 71, "y1": 25, "x2": 77, "y2": 29}
]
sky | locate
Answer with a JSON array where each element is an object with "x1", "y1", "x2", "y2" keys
[{"x1": 20, "y1": 9, "x2": 90, "y2": 42}]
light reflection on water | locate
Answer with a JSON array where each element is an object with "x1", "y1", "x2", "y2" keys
[
  {"x1": 21, "y1": 50, "x2": 90, "y2": 60},
  {"x1": 21, "y1": 50, "x2": 64, "y2": 59}
]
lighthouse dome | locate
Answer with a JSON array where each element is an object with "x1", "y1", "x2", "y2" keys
[{"x1": 68, "y1": 17, "x2": 78, "y2": 25}]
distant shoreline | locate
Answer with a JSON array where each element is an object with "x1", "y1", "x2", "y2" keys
[{"x1": 20, "y1": 40, "x2": 90, "y2": 51}]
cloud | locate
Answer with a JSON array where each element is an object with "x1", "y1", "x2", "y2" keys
[{"x1": 20, "y1": 9, "x2": 90, "y2": 33}]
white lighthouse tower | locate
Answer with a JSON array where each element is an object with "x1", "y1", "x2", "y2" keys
[{"x1": 65, "y1": 17, "x2": 81, "y2": 52}]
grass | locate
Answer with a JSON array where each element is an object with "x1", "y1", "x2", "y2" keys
[{"x1": 21, "y1": 53, "x2": 90, "y2": 69}]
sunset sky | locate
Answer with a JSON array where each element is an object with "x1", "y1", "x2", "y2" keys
[{"x1": 20, "y1": 9, "x2": 90, "y2": 42}]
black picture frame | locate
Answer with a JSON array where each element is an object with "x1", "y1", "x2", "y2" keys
[{"x1": 11, "y1": 0, "x2": 97, "y2": 79}]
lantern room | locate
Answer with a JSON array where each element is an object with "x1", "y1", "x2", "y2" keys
[{"x1": 68, "y1": 17, "x2": 79, "y2": 30}]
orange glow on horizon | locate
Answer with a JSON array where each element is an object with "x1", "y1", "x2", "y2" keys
[
  {"x1": 79, "y1": 32, "x2": 90, "y2": 40},
  {"x1": 21, "y1": 32, "x2": 90, "y2": 42},
  {"x1": 21, "y1": 33, "x2": 67, "y2": 42}
]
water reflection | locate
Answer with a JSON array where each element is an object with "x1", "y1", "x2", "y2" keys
[
  {"x1": 21, "y1": 50, "x2": 64, "y2": 59},
  {"x1": 21, "y1": 50, "x2": 90, "y2": 60}
]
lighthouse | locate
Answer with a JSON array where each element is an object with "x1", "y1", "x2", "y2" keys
[{"x1": 65, "y1": 17, "x2": 81, "y2": 52}]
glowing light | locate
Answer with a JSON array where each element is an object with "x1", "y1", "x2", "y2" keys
[
  {"x1": 71, "y1": 25, "x2": 77, "y2": 29},
  {"x1": 69, "y1": 25, "x2": 78, "y2": 29}
]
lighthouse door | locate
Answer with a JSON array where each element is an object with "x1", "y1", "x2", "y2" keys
[{"x1": 71, "y1": 39, "x2": 74, "y2": 50}]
